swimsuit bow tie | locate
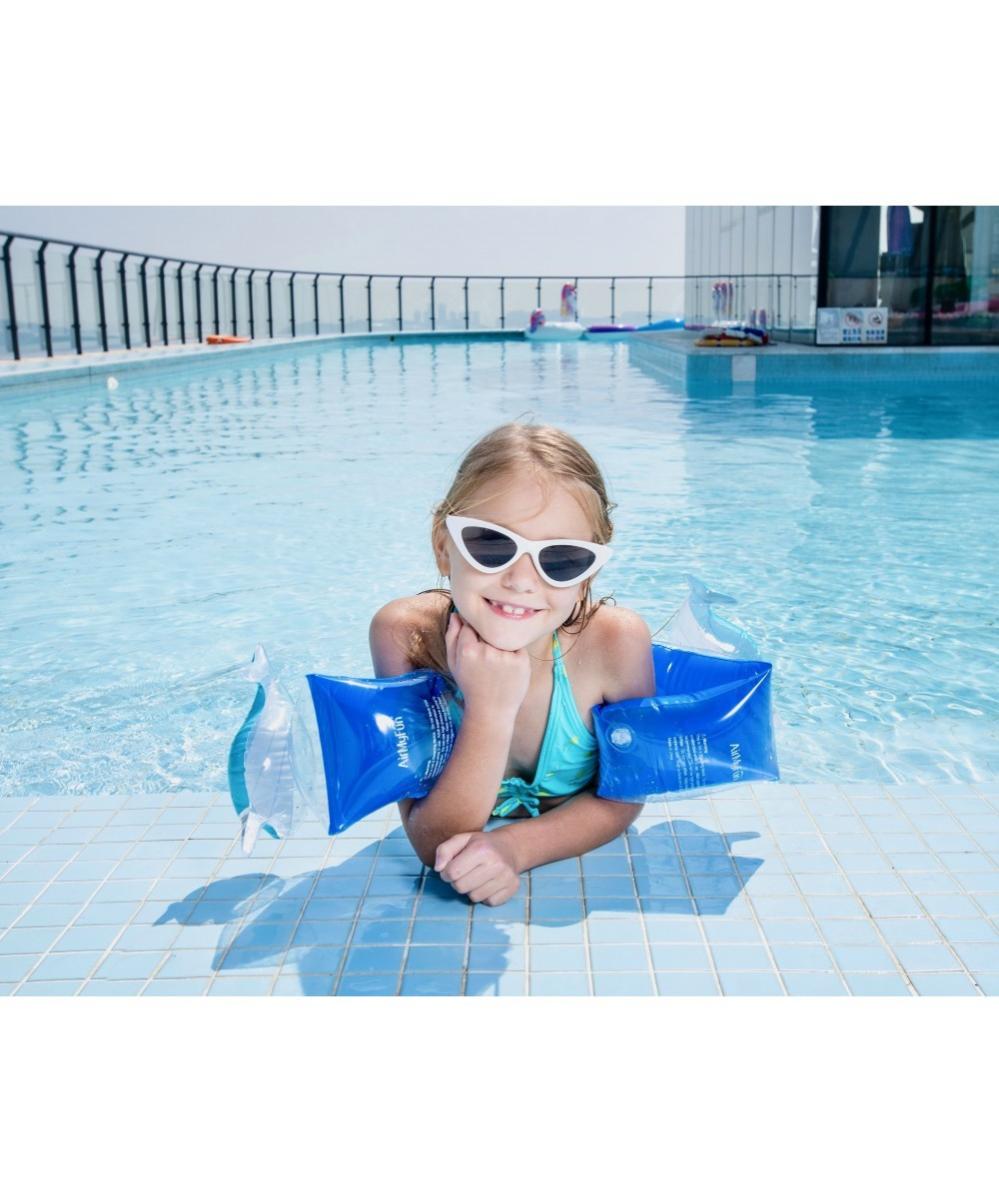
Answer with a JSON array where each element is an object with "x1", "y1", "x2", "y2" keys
[{"x1": 492, "y1": 777, "x2": 543, "y2": 819}]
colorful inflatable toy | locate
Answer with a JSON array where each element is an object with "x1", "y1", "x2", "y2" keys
[{"x1": 524, "y1": 283, "x2": 585, "y2": 342}]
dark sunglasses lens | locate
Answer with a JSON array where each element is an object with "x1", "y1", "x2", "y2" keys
[
  {"x1": 539, "y1": 544, "x2": 597, "y2": 583},
  {"x1": 461, "y1": 525, "x2": 518, "y2": 569}
]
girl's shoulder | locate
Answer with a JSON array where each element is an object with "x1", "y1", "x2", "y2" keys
[
  {"x1": 572, "y1": 602, "x2": 652, "y2": 656},
  {"x1": 568, "y1": 603, "x2": 654, "y2": 703},
  {"x1": 369, "y1": 591, "x2": 449, "y2": 675}
]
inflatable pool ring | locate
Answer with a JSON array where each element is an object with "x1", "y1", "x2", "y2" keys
[
  {"x1": 584, "y1": 325, "x2": 637, "y2": 341},
  {"x1": 206, "y1": 334, "x2": 251, "y2": 345},
  {"x1": 227, "y1": 582, "x2": 778, "y2": 852},
  {"x1": 524, "y1": 283, "x2": 585, "y2": 342}
]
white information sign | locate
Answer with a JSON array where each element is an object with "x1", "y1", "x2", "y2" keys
[{"x1": 816, "y1": 307, "x2": 888, "y2": 346}]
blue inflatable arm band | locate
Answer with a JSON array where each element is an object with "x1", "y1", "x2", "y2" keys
[
  {"x1": 307, "y1": 669, "x2": 461, "y2": 834},
  {"x1": 592, "y1": 645, "x2": 779, "y2": 800}
]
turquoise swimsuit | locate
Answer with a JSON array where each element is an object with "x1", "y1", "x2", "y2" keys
[{"x1": 454, "y1": 631, "x2": 598, "y2": 819}]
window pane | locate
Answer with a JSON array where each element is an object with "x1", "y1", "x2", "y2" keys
[
  {"x1": 338, "y1": 275, "x2": 365, "y2": 333},
  {"x1": 502, "y1": 279, "x2": 535, "y2": 333},
  {"x1": 931, "y1": 206, "x2": 999, "y2": 345},
  {"x1": 826, "y1": 205, "x2": 929, "y2": 345},
  {"x1": 45, "y1": 245, "x2": 74, "y2": 355},
  {"x1": 102, "y1": 254, "x2": 126, "y2": 350},
  {"x1": 291, "y1": 274, "x2": 311, "y2": 335},
  {"x1": 10, "y1": 238, "x2": 44, "y2": 357}
]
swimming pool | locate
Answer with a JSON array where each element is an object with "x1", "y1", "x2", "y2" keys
[{"x1": 1, "y1": 337, "x2": 996, "y2": 796}]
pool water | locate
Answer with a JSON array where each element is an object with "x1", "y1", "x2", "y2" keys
[{"x1": 1, "y1": 338, "x2": 996, "y2": 795}]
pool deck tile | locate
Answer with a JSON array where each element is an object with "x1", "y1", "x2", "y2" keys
[{"x1": 2, "y1": 782, "x2": 996, "y2": 995}]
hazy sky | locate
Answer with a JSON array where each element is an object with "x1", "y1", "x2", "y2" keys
[{"x1": 0, "y1": 206, "x2": 685, "y2": 278}]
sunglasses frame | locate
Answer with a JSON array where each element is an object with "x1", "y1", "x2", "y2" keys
[{"x1": 444, "y1": 514, "x2": 612, "y2": 589}]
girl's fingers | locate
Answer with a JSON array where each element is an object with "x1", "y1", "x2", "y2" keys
[
  {"x1": 434, "y1": 831, "x2": 473, "y2": 873},
  {"x1": 450, "y1": 859, "x2": 502, "y2": 896}
]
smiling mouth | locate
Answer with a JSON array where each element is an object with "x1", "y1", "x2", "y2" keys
[{"x1": 485, "y1": 598, "x2": 543, "y2": 620}]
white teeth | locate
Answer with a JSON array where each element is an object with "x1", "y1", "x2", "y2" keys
[{"x1": 491, "y1": 601, "x2": 533, "y2": 616}]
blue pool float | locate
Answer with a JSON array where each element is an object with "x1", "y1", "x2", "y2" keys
[
  {"x1": 228, "y1": 583, "x2": 778, "y2": 851},
  {"x1": 635, "y1": 317, "x2": 685, "y2": 332}
]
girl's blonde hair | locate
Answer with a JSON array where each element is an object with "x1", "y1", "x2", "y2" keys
[{"x1": 409, "y1": 421, "x2": 616, "y2": 675}]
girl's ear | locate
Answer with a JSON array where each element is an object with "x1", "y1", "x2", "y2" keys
[{"x1": 432, "y1": 526, "x2": 450, "y2": 576}]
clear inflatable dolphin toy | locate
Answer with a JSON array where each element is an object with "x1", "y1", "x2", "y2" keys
[
  {"x1": 227, "y1": 580, "x2": 777, "y2": 852},
  {"x1": 658, "y1": 574, "x2": 759, "y2": 659}
]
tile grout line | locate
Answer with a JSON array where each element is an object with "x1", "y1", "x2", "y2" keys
[
  {"x1": 260, "y1": 830, "x2": 344, "y2": 997},
  {"x1": 73, "y1": 796, "x2": 232, "y2": 995},
  {"x1": 706, "y1": 789, "x2": 788, "y2": 996},
  {"x1": 10, "y1": 794, "x2": 190, "y2": 993},
  {"x1": 628, "y1": 816, "x2": 663, "y2": 997},
  {"x1": 749, "y1": 782, "x2": 858, "y2": 996},
  {"x1": 843, "y1": 786, "x2": 984, "y2": 995},
  {"x1": 328, "y1": 823, "x2": 390, "y2": 996},
  {"x1": 669, "y1": 805, "x2": 723, "y2": 997},
  {"x1": 789, "y1": 784, "x2": 906, "y2": 996},
  {"x1": 578, "y1": 852, "x2": 595, "y2": 998}
]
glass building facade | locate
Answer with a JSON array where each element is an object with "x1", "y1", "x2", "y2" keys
[
  {"x1": 820, "y1": 206, "x2": 999, "y2": 345},
  {"x1": 686, "y1": 206, "x2": 999, "y2": 345}
]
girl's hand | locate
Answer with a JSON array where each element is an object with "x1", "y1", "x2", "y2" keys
[
  {"x1": 434, "y1": 829, "x2": 522, "y2": 906},
  {"x1": 445, "y1": 612, "x2": 531, "y2": 720}
]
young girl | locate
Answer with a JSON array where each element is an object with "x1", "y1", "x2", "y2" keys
[{"x1": 369, "y1": 422, "x2": 654, "y2": 906}]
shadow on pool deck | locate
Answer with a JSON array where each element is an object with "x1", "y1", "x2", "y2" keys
[{"x1": 152, "y1": 820, "x2": 763, "y2": 996}]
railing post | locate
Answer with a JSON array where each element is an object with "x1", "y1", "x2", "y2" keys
[
  {"x1": 230, "y1": 268, "x2": 238, "y2": 336},
  {"x1": 338, "y1": 274, "x2": 345, "y2": 334},
  {"x1": 194, "y1": 264, "x2": 204, "y2": 341},
  {"x1": 1, "y1": 236, "x2": 19, "y2": 360},
  {"x1": 499, "y1": 277, "x2": 505, "y2": 330},
  {"x1": 211, "y1": 266, "x2": 221, "y2": 336},
  {"x1": 610, "y1": 276, "x2": 616, "y2": 325},
  {"x1": 36, "y1": 241, "x2": 53, "y2": 357},
  {"x1": 536, "y1": 277, "x2": 542, "y2": 308},
  {"x1": 463, "y1": 277, "x2": 469, "y2": 330},
  {"x1": 313, "y1": 272, "x2": 320, "y2": 335},
  {"x1": 119, "y1": 254, "x2": 131, "y2": 349},
  {"x1": 247, "y1": 269, "x2": 255, "y2": 340},
  {"x1": 776, "y1": 275, "x2": 782, "y2": 333},
  {"x1": 266, "y1": 270, "x2": 274, "y2": 339},
  {"x1": 176, "y1": 261, "x2": 186, "y2": 343},
  {"x1": 289, "y1": 272, "x2": 296, "y2": 338},
  {"x1": 430, "y1": 277, "x2": 436, "y2": 331},
  {"x1": 397, "y1": 276, "x2": 403, "y2": 331},
  {"x1": 96, "y1": 250, "x2": 110, "y2": 351},
  {"x1": 647, "y1": 276, "x2": 653, "y2": 324},
  {"x1": 139, "y1": 256, "x2": 151, "y2": 347},
  {"x1": 366, "y1": 274, "x2": 372, "y2": 332},
  {"x1": 159, "y1": 260, "x2": 169, "y2": 345},
  {"x1": 68, "y1": 245, "x2": 83, "y2": 355}
]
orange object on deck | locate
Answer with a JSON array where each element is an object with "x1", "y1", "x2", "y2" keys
[{"x1": 205, "y1": 335, "x2": 250, "y2": 346}]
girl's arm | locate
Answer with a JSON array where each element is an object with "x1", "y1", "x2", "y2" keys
[
  {"x1": 369, "y1": 601, "x2": 527, "y2": 868},
  {"x1": 488, "y1": 790, "x2": 643, "y2": 875}
]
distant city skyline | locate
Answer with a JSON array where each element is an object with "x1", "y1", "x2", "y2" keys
[{"x1": 0, "y1": 206, "x2": 686, "y2": 278}]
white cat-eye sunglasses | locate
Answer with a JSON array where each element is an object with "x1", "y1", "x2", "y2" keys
[{"x1": 445, "y1": 514, "x2": 612, "y2": 589}]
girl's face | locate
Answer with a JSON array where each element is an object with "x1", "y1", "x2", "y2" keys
[{"x1": 436, "y1": 466, "x2": 601, "y2": 655}]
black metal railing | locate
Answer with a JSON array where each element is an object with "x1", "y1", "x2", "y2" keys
[{"x1": 0, "y1": 229, "x2": 818, "y2": 361}]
